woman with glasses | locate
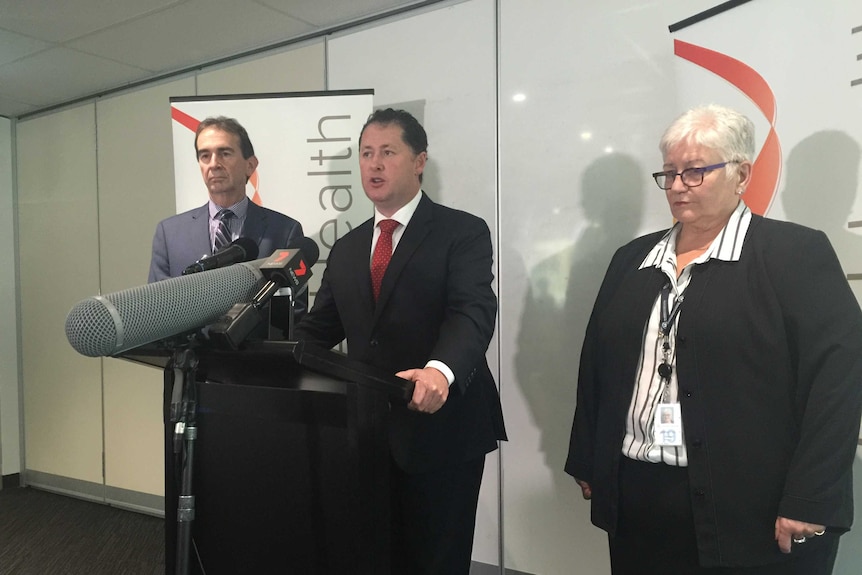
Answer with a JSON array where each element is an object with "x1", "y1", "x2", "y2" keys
[{"x1": 565, "y1": 104, "x2": 862, "y2": 574}]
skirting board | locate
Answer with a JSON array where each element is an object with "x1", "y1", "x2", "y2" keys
[{"x1": 22, "y1": 469, "x2": 164, "y2": 518}]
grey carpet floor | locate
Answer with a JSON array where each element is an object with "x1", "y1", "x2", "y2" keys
[{"x1": 0, "y1": 487, "x2": 164, "y2": 575}]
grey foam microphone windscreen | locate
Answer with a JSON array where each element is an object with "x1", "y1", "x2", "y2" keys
[{"x1": 65, "y1": 261, "x2": 265, "y2": 357}]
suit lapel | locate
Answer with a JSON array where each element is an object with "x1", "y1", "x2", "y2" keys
[
  {"x1": 242, "y1": 201, "x2": 267, "y2": 245},
  {"x1": 191, "y1": 204, "x2": 213, "y2": 257},
  {"x1": 372, "y1": 194, "x2": 433, "y2": 323},
  {"x1": 346, "y1": 219, "x2": 375, "y2": 314}
]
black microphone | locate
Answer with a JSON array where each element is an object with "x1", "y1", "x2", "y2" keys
[
  {"x1": 65, "y1": 262, "x2": 266, "y2": 357},
  {"x1": 208, "y1": 238, "x2": 320, "y2": 349},
  {"x1": 262, "y1": 236, "x2": 320, "y2": 295},
  {"x1": 182, "y1": 237, "x2": 259, "y2": 275}
]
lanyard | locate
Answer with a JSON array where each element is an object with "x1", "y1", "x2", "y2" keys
[
  {"x1": 659, "y1": 282, "x2": 684, "y2": 336},
  {"x1": 657, "y1": 283, "x2": 684, "y2": 395}
]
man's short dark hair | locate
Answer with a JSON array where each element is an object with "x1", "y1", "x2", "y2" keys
[
  {"x1": 194, "y1": 116, "x2": 255, "y2": 159},
  {"x1": 360, "y1": 108, "x2": 428, "y2": 156}
]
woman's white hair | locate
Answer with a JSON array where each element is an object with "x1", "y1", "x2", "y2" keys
[{"x1": 659, "y1": 104, "x2": 756, "y2": 177}]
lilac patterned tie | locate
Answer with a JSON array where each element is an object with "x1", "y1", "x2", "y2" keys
[{"x1": 213, "y1": 209, "x2": 235, "y2": 253}]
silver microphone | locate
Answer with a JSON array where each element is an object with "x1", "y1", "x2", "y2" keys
[{"x1": 65, "y1": 261, "x2": 265, "y2": 357}]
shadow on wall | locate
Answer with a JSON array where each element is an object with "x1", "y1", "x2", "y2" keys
[
  {"x1": 780, "y1": 130, "x2": 862, "y2": 573},
  {"x1": 508, "y1": 153, "x2": 644, "y2": 567},
  {"x1": 781, "y1": 130, "x2": 862, "y2": 282},
  {"x1": 504, "y1": 154, "x2": 646, "y2": 573}
]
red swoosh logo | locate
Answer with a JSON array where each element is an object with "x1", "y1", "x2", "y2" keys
[{"x1": 674, "y1": 40, "x2": 781, "y2": 215}]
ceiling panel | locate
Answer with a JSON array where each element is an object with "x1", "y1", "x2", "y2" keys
[
  {"x1": 0, "y1": 29, "x2": 51, "y2": 67},
  {"x1": 0, "y1": 94, "x2": 37, "y2": 118},
  {"x1": 0, "y1": 0, "x2": 185, "y2": 42},
  {"x1": 0, "y1": 48, "x2": 147, "y2": 106},
  {"x1": 68, "y1": 0, "x2": 314, "y2": 72},
  {"x1": 0, "y1": 0, "x2": 438, "y2": 118}
]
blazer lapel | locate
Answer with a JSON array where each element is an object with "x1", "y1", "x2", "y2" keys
[
  {"x1": 348, "y1": 219, "x2": 375, "y2": 313},
  {"x1": 242, "y1": 201, "x2": 267, "y2": 245},
  {"x1": 191, "y1": 204, "x2": 214, "y2": 257},
  {"x1": 372, "y1": 193, "x2": 433, "y2": 323}
]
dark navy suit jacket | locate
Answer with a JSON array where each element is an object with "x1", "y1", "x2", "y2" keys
[{"x1": 295, "y1": 193, "x2": 506, "y2": 474}]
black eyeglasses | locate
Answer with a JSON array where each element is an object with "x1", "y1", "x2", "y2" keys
[{"x1": 651, "y1": 161, "x2": 737, "y2": 190}]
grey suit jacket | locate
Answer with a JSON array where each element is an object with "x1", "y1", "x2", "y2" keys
[{"x1": 148, "y1": 200, "x2": 304, "y2": 282}]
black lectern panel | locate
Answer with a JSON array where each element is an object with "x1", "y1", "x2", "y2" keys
[
  {"x1": 124, "y1": 341, "x2": 406, "y2": 575},
  {"x1": 188, "y1": 379, "x2": 366, "y2": 574}
]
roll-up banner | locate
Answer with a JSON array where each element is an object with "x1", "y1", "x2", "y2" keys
[
  {"x1": 169, "y1": 90, "x2": 375, "y2": 298},
  {"x1": 668, "y1": 1, "x2": 862, "y2": 300},
  {"x1": 669, "y1": 1, "x2": 861, "y2": 219}
]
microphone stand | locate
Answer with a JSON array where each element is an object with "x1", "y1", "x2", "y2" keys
[
  {"x1": 167, "y1": 345, "x2": 200, "y2": 575},
  {"x1": 269, "y1": 287, "x2": 297, "y2": 342}
]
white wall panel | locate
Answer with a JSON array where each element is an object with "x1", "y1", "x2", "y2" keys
[
  {"x1": 197, "y1": 41, "x2": 325, "y2": 96},
  {"x1": 17, "y1": 105, "x2": 103, "y2": 483},
  {"x1": 96, "y1": 77, "x2": 196, "y2": 497},
  {"x1": 327, "y1": 0, "x2": 501, "y2": 567},
  {"x1": 0, "y1": 117, "x2": 20, "y2": 479}
]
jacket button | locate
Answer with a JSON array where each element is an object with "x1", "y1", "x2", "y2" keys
[
  {"x1": 683, "y1": 389, "x2": 692, "y2": 398},
  {"x1": 369, "y1": 339, "x2": 378, "y2": 347},
  {"x1": 694, "y1": 489, "x2": 706, "y2": 498}
]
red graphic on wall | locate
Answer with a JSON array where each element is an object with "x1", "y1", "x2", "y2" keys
[
  {"x1": 674, "y1": 40, "x2": 780, "y2": 216},
  {"x1": 170, "y1": 106, "x2": 263, "y2": 206}
]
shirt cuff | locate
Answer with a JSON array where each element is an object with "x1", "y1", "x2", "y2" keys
[{"x1": 425, "y1": 360, "x2": 455, "y2": 387}]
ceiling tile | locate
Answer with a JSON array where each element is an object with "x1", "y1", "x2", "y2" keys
[
  {"x1": 0, "y1": 29, "x2": 52, "y2": 67},
  {"x1": 68, "y1": 0, "x2": 315, "y2": 73},
  {"x1": 0, "y1": 0, "x2": 184, "y2": 42},
  {"x1": 0, "y1": 93, "x2": 38, "y2": 118},
  {"x1": 0, "y1": 0, "x2": 435, "y2": 117},
  {"x1": 0, "y1": 47, "x2": 148, "y2": 107}
]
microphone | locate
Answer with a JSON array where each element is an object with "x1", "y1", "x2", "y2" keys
[
  {"x1": 208, "y1": 237, "x2": 320, "y2": 349},
  {"x1": 65, "y1": 262, "x2": 265, "y2": 357},
  {"x1": 261, "y1": 236, "x2": 320, "y2": 295},
  {"x1": 182, "y1": 237, "x2": 259, "y2": 275}
]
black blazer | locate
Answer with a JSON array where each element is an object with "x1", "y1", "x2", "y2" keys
[
  {"x1": 295, "y1": 193, "x2": 506, "y2": 474},
  {"x1": 566, "y1": 215, "x2": 862, "y2": 567}
]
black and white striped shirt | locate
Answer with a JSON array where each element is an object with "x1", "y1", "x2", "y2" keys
[{"x1": 622, "y1": 201, "x2": 752, "y2": 466}]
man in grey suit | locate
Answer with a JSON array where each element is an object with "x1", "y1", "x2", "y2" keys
[{"x1": 148, "y1": 116, "x2": 304, "y2": 282}]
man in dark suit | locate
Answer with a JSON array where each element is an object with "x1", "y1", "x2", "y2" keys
[
  {"x1": 294, "y1": 109, "x2": 506, "y2": 574},
  {"x1": 148, "y1": 116, "x2": 304, "y2": 282}
]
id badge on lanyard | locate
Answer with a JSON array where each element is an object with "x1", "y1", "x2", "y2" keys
[
  {"x1": 654, "y1": 403, "x2": 683, "y2": 446},
  {"x1": 655, "y1": 283, "x2": 683, "y2": 447}
]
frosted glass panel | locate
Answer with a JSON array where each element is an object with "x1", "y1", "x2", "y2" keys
[{"x1": 327, "y1": 0, "x2": 500, "y2": 566}]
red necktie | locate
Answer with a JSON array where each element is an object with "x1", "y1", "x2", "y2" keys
[{"x1": 371, "y1": 219, "x2": 399, "y2": 301}]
